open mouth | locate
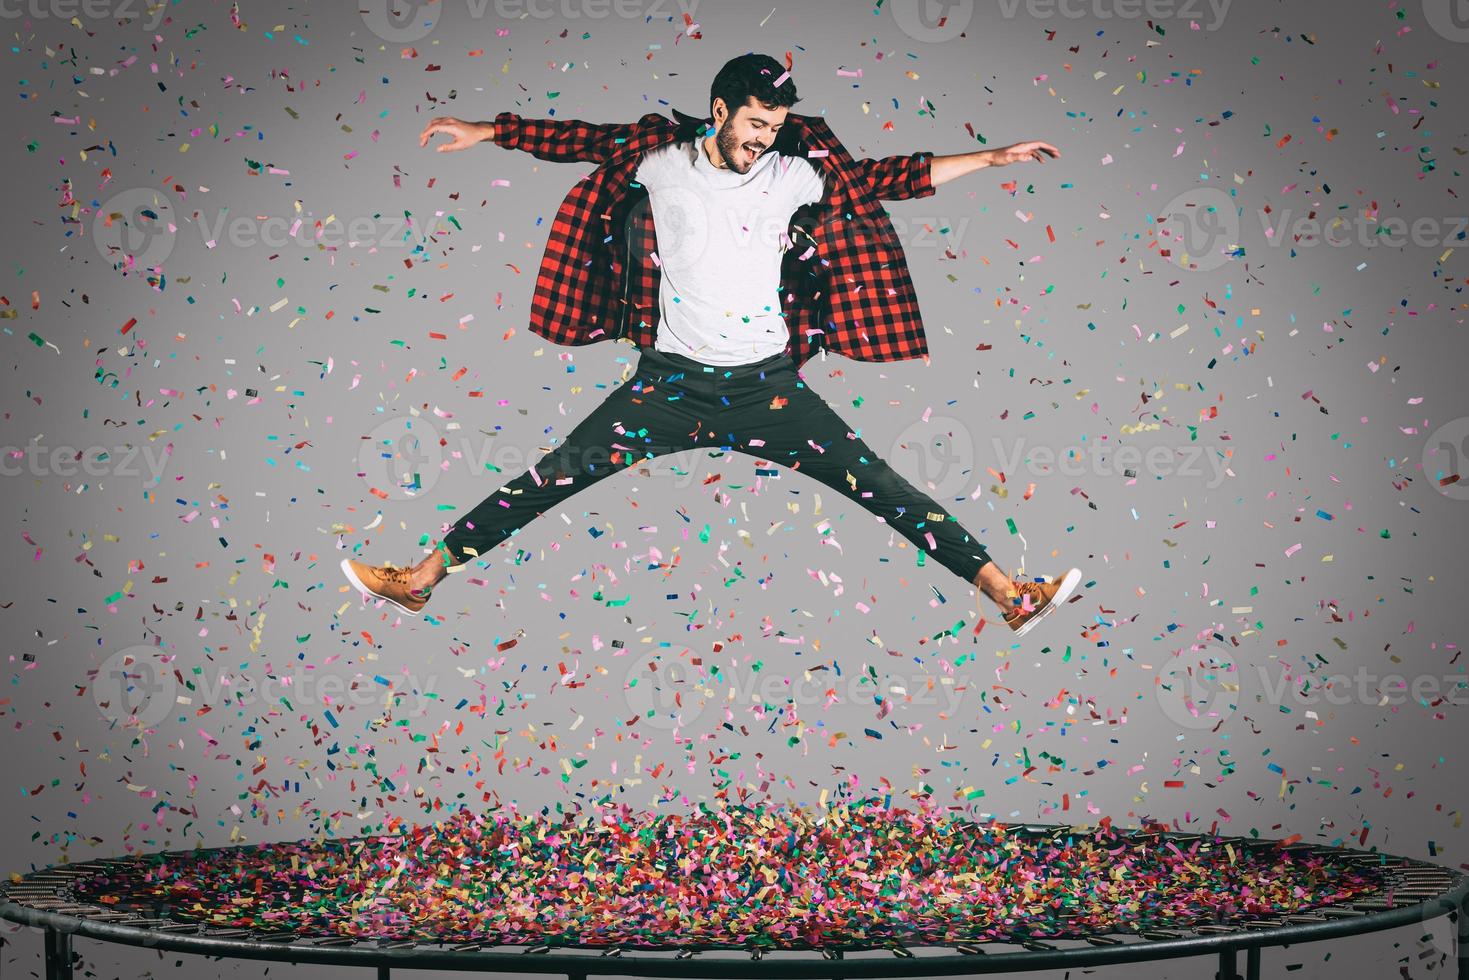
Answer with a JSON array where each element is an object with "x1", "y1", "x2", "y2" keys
[{"x1": 744, "y1": 145, "x2": 761, "y2": 162}]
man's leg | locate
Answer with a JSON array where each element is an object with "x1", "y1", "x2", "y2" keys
[
  {"x1": 731, "y1": 362, "x2": 992, "y2": 585},
  {"x1": 344, "y1": 351, "x2": 705, "y2": 609},
  {"x1": 432, "y1": 353, "x2": 708, "y2": 577},
  {"x1": 728, "y1": 360, "x2": 1080, "y2": 633}
]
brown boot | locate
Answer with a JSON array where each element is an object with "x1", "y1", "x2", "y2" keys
[
  {"x1": 1002, "y1": 567, "x2": 1082, "y2": 636},
  {"x1": 340, "y1": 558, "x2": 431, "y2": 615}
]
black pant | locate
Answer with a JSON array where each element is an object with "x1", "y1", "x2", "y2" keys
[{"x1": 437, "y1": 346, "x2": 992, "y2": 584}]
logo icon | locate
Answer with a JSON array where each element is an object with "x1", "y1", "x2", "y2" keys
[
  {"x1": 623, "y1": 656, "x2": 711, "y2": 731},
  {"x1": 93, "y1": 645, "x2": 176, "y2": 727},
  {"x1": 1422, "y1": 0, "x2": 1469, "y2": 42},
  {"x1": 1155, "y1": 643, "x2": 1239, "y2": 731},
  {"x1": 93, "y1": 187, "x2": 176, "y2": 273},
  {"x1": 360, "y1": 415, "x2": 442, "y2": 500},
  {"x1": 888, "y1": 0, "x2": 974, "y2": 42},
  {"x1": 626, "y1": 185, "x2": 710, "y2": 272},
  {"x1": 360, "y1": 0, "x2": 443, "y2": 42},
  {"x1": 1155, "y1": 186, "x2": 1240, "y2": 272},
  {"x1": 1423, "y1": 416, "x2": 1469, "y2": 501},
  {"x1": 890, "y1": 414, "x2": 976, "y2": 499}
]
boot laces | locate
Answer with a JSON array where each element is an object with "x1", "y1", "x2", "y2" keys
[
  {"x1": 1011, "y1": 579, "x2": 1046, "y2": 614},
  {"x1": 379, "y1": 565, "x2": 413, "y2": 587}
]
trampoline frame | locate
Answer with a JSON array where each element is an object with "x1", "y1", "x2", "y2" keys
[{"x1": 3, "y1": 825, "x2": 1466, "y2": 980}]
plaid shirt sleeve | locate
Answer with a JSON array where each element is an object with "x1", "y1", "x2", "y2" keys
[
  {"x1": 848, "y1": 151, "x2": 937, "y2": 201},
  {"x1": 490, "y1": 110, "x2": 639, "y2": 164}
]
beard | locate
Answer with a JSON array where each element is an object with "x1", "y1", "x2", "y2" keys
[{"x1": 715, "y1": 120, "x2": 764, "y2": 173}]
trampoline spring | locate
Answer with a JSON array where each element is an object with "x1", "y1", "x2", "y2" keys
[
  {"x1": 820, "y1": 948, "x2": 844, "y2": 960},
  {"x1": 310, "y1": 936, "x2": 357, "y2": 947},
  {"x1": 955, "y1": 943, "x2": 986, "y2": 955},
  {"x1": 1138, "y1": 930, "x2": 1188, "y2": 940},
  {"x1": 378, "y1": 940, "x2": 417, "y2": 949},
  {"x1": 749, "y1": 946, "x2": 766, "y2": 961},
  {"x1": 888, "y1": 943, "x2": 915, "y2": 958},
  {"x1": 1019, "y1": 940, "x2": 1058, "y2": 951},
  {"x1": 1242, "y1": 919, "x2": 1287, "y2": 930},
  {"x1": 1195, "y1": 925, "x2": 1241, "y2": 935},
  {"x1": 449, "y1": 941, "x2": 483, "y2": 952},
  {"x1": 600, "y1": 947, "x2": 623, "y2": 957},
  {"x1": 204, "y1": 929, "x2": 252, "y2": 939},
  {"x1": 149, "y1": 922, "x2": 202, "y2": 933},
  {"x1": 1084, "y1": 935, "x2": 1124, "y2": 946},
  {"x1": 523, "y1": 944, "x2": 552, "y2": 955},
  {"x1": 253, "y1": 931, "x2": 301, "y2": 943},
  {"x1": 675, "y1": 949, "x2": 697, "y2": 960}
]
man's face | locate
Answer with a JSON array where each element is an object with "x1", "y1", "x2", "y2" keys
[{"x1": 710, "y1": 96, "x2": 788, "y2": 174}]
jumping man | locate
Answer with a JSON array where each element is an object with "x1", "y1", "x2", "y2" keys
[{"x1": 342, "y1": 53, "x2": 1081, "y2": 637}]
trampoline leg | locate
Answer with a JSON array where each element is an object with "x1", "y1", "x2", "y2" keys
[
  {"x1": 1217, "y1": 947, "x2": 1239, "y2": 980},
  {"x1": 377, "y1": 966, "x2": 390, "y2": 980},
  {"x1": 43, "y1": 928, "x2": 74, "y2": 980},
  {"x1": 1459, "y1": 890, "x2": 1469, "y2": 980},
  {"x1": 1246, "y1": 946, "x2": 1261, "y2": 980}
]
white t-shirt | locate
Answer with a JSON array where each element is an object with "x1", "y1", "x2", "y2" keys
[{"x1": 633, "y1": 139, "x2": 826, "y2": 365}]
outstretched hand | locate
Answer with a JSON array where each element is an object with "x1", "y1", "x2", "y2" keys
[
  {"x1": 420, "y1": 117, "x2": 488, "y2": 153},
  {"x1": 985, "y1": 140, "x2": 1061, "y2": 167}
]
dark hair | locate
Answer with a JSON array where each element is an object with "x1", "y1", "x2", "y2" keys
[{"x1": 709, "y1": 53, "x2": 800, "y2": 121}]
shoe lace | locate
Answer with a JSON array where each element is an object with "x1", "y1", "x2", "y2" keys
[
  {"x1": 379, "y1": 565, "x2": 417, "y2": 589},
  {"x1": 1011, "y1": 580, "x2": 1045, "y2": 614}
]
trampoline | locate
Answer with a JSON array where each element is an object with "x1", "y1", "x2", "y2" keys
[{"x1": 3, "y1": 803, "x2": 1465, "y2": 980}]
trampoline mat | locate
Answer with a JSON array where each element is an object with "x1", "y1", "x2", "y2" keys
[{"x1": 69, "y1": 801, "x2": 1387, "y2": 950}]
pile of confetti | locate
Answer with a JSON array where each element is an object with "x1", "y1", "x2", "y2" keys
[{"x1": 73, "y1": 801, "x2": 1385, "y2": 948}]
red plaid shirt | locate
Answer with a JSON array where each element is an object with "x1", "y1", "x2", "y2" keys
[{"x1": 491, "y1": 108, "x2": 937, "y2": 369}]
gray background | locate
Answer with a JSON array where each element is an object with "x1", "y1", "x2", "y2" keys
[{"x1": 2, "y1": 0, "x2": 1467, "y2": 976}]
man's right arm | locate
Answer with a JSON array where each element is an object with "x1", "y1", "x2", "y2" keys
[{"x1": 473, "y1": 111, "x2": 644, "y2": 164}]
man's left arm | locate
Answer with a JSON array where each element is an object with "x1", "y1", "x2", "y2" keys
[
  {"x1": 851, "y1": 141, "x2": 1061, "y2": 200},
  {"x1": 929, "y1": 141, "x2": 1061, "y2": 187}
]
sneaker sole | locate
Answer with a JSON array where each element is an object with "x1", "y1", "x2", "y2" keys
[
  {"x1": 1011, "y1": 567, "x2": 1082, "y2": 637},
  {"x1": 340, "y1": 558, "x2": 424, "y2": 616}
]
